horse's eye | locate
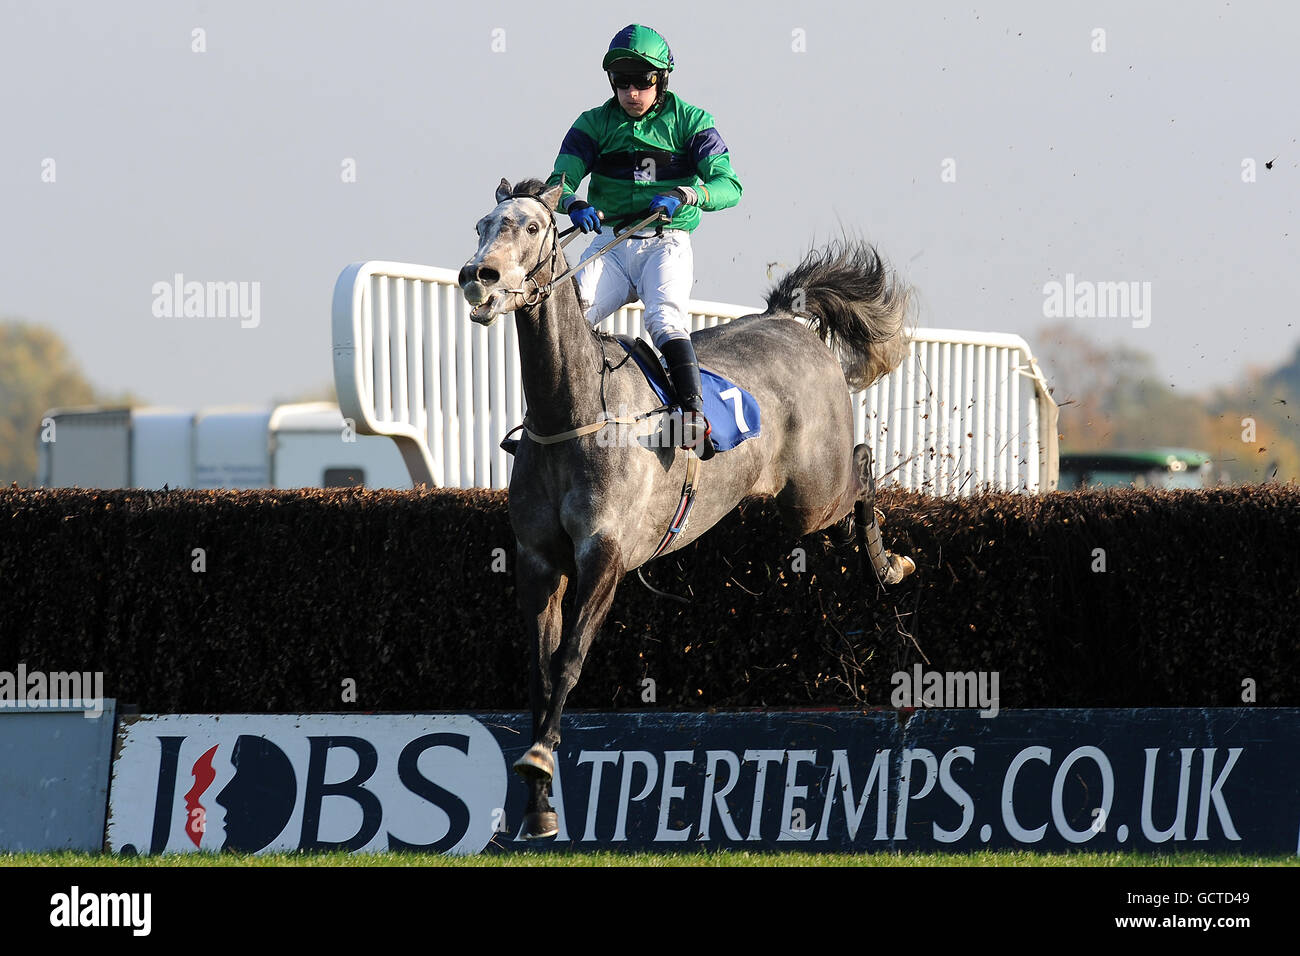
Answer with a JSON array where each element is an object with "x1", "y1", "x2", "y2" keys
[{"x1": 528, "y1": 223, "x2": 539, "y2": 235}]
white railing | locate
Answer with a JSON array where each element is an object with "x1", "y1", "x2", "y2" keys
[{"x1": 332, "y1": 262, "x2": 1058, "y2": 493}]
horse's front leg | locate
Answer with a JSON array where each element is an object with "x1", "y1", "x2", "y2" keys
[
  {"x1": 512, "y1": 545, "x2": 567, "y2": 839},
  {"x1": 516, "y1": 534, "x2": 623, "y2": 807}
]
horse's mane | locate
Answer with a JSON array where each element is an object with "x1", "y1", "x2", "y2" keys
[{"x1": 509, "y1": 178, "x2": 551, "y2": 199}]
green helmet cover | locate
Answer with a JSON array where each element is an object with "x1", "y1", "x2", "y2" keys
[{"x1": 602, "y1": 24, "x2": 674, "y2": 72}]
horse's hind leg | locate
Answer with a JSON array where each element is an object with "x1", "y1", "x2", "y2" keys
[
  {"x1": 512, "y1": 547, "x2": 567, "y2": 839},
  {"x1": 776, "y1": 442, "x2": 858, "y2": 539},
  {"x1": 853, "y1": 444, "x2": 916, "y2": 585}
]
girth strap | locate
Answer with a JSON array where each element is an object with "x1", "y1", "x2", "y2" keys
[
  {"x1": 650, "y1": 450, "x2": 701, "y2": 559},
  {"x1": 507, "y1": 415, "x2": 703, "y2": 562}
]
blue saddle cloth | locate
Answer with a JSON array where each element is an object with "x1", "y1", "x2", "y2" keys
[{"x1": 612, "y1": 337, "x2": 761, "y2": 452}]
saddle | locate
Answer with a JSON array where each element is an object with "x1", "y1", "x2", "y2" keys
[
  {"x1": 611, "y1": 334, "x2": 670, "y2": 393},
  {"x1": 610, "y1": 335, "x2": 761, "y2": 453}
]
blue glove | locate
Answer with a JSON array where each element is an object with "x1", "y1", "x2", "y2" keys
[
  {"x1": 568, "y1": 200, "x2": 602, "y2": 234},
  {"x1": 650, "y1": 193, "x2": 682, "y2": 220}
]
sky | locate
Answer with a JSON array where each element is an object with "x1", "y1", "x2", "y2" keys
[{"x1": 2, "y1": 0, "x2": 1297, "y2": 409}]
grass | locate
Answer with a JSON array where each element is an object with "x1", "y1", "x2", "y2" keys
[{"x1": 4, "y1": 849, "x2": 1296, "y2": 867}]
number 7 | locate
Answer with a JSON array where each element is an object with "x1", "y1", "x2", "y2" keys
[{"x1": 718, "y1": 387, "x2": 750, "y2": 433}]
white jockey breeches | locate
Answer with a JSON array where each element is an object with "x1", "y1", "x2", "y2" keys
[{"x1": 573, "y1": 228, "x2": 694, "y2": 349}]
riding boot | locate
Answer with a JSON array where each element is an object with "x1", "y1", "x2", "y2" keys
[{"x1": 659, "y1": 338, "x2": 715, "y2": 461}]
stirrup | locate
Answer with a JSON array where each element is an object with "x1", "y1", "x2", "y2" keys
[{"x1": 679, "y1": 410, "x2": 715, "y2": 460}]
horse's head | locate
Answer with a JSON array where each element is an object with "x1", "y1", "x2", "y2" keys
[{"x1": 458, "y1": 177, "x2": 565, "y2": 325}]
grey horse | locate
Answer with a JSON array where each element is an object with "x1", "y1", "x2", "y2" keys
[{"x1": 459, "y1": 177, "x2": 915, "y2": 839}]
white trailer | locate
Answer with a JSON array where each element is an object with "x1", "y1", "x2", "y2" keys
[
  {"x1": 37, "y1": 407, "x2": 134, "y2": 488},
  {"x1": 192, "y1": 407, "x2": 274, "y2": 489},
  {"x1": 36, "y1": 402, "x2": 412, "y2": 490},
  {"x1": 131, "y1": 409, "x2": 194, "y2": 488},
  {"x1": 268, "y1": 402, "x2": 411, "y2": 490}
]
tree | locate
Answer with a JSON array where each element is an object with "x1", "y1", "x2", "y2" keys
[
  {"x1": 1207, "y1": 369, "x2": 1300, "y2": 484},
  {"x1": 1033, "y1": 320, "x2": 1300, "y2": 483},
  {"x1": 1032, "y1": 323, "x2": 1202, "y2": 450},
  {"x1": 0, "y1": 320, "x2": 101, "y2": 485},
  {"x1": 1265, "y1": 343, "x2": 1300, "y2": 399}
]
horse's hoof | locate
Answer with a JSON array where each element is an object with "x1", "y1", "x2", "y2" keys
[
  {"x1": 513, "y1": 744, "x2": 554, "y2": 782},
  {"x1": 521, "y1": 811, "x2": 559, "y2": 840},
  {"x1": 884, "y1": 553, "x2": 916, "y2": 585}
]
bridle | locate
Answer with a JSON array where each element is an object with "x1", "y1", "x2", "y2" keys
[
  {"x1": 487, "y1": 193, "x2": 566, "y2": 309},
  {"x1": 491, "y1": 192, "x2": 665, "y2": 310}
]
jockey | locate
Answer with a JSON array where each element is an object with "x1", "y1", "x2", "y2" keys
[{"x1": 546, "y1": 23, "x2": 742, "y2": 460}]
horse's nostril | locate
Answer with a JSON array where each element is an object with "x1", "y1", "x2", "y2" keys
[
  {"x1": 457, "y1": 264, "x2": 475, "y2": 286},
  {"x1": 478, "y1": 267, "x2": 500, "y2": 285}
]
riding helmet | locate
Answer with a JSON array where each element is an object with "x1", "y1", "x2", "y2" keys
[{"x1": 603, "y1": 24, "x2": 673, "y2": 104}]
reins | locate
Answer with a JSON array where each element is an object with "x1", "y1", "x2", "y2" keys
[
  {"x1": 500, "y1": 191, "x2": 674, "y2": 442},
  {"x1": 499, "y1": 203, "x2": 667, "y2": 307},
  {"x1": 496, "y1": 192, "x2": 704, "y2": 567}
]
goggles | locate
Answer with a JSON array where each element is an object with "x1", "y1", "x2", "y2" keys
[{"x1": 609, "y1": 71, "x2": 658, "y2": 91}]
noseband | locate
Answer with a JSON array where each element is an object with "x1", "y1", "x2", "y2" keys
[{"x1": 490, "y1": 194, "x2": 564, "y2": 308}]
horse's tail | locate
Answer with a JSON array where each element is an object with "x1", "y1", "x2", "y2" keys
[{"x1": 762, "y1": 239, "x2": 913, "y2": 390}]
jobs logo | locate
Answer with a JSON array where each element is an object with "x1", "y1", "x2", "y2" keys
[{"x1": 106, "y1": 715, "x2": 507, "y2": 856}]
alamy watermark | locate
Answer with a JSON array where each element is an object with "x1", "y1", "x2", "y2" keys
[
  {"x1": 1042, "y1": 273, "x2": 1151, "y2": 328},
  {"x1": 50, "y1": 886, "x2": 150, "y2": 936},
  {"x1": 594, "y1": 405, "x2": 694, "y2": 449},
  {"x1": 891, "y1": 665, "x2": 999, "y2": 718},
  {"x1": 152, "y1": 273, "x2": 260, "y2": 328},
  {"x1": 0, "y1": 665, "x2": 105, "y2": 719}
]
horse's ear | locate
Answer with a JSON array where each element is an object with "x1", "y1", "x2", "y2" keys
[
  {"x1": 495, "y1": 178, "x2": 513, "y2": 203},
  {"x1": 538, "y1": 177, "x2": 564, "y2": 212}
]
